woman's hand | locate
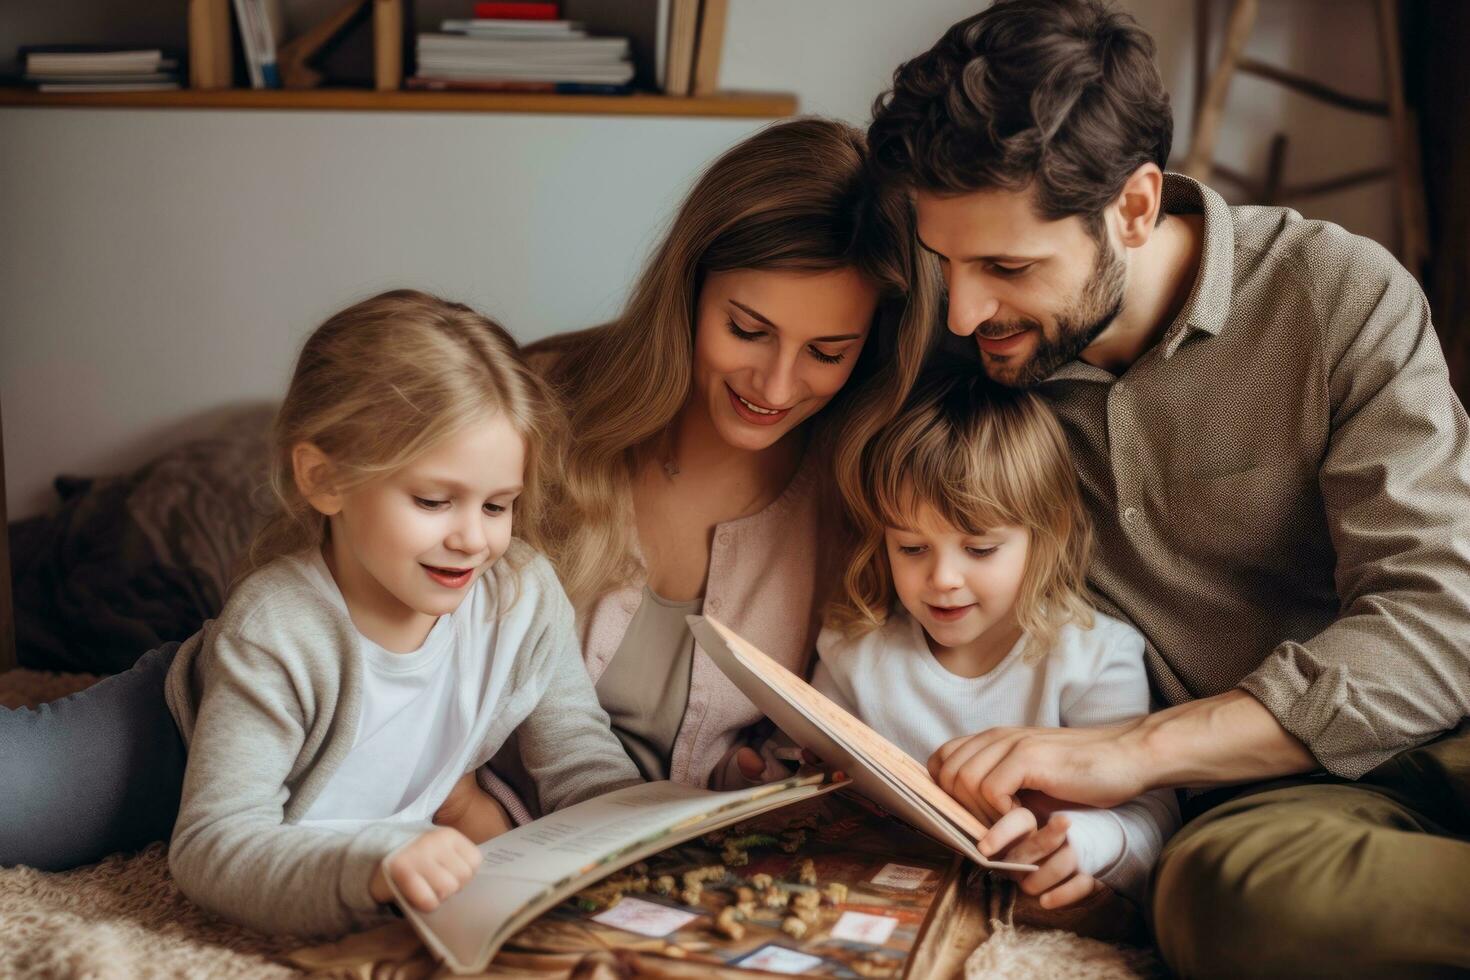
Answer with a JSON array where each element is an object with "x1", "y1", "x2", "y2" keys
[
  {"x1": 370, "y1": 827, "x2": 483, "y2": 910},
  {"x1": 979, "y1": 808, "x2": 1100, "y2": 909}
]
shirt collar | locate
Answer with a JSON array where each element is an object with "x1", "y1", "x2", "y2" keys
[
  {"x1": 1158, "y1": 172, "x2": 1235, "y2": 356},
  {"x1": 1042, "y1": 172, "x2": 1235, "y2": 384}
]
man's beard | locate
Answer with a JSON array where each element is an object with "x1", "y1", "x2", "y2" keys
[{"x1": 979, "y1": 242, "x2": 1126, "y2": 388}]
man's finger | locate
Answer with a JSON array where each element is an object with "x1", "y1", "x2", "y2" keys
[
  {"x1": 957, "y1": 766, "x2": 1012, "y2": 824},
  {"x1": 978, "y1": 738, "x2": 1053, "y2": 817},
  {"x1": 935, "y1": 731, "x2": 1016, "y2": 798},
  {"x1": 929, "y1": 728, "x2": 1014, "y2": 784}
]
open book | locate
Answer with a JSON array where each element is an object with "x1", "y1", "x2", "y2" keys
[
  {"x1": 391, "y1": 773, "x2": 843, "y2": 974},
  {"x1": 686, "y1": 615, "x2": 1037, "y2": 875},
  {"x1": 396, "y1": 616, "x2": 1034, "y2": 975}
]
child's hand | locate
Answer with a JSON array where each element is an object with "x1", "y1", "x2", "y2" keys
[
  {"x1": 434, "y1": 771, "x2": 514, "y2": 843},
  {"x1": 370, "y1": 827, "x2": 483, "y2": 910},
  {"x1": 978, "y1": 809, "x2": 1101, "y2": 909}
]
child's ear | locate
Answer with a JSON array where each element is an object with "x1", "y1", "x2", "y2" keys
[{"x1": 292, "y1": 442, "x2": 345, "y2": 516}]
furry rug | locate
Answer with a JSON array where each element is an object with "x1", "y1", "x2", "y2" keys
[{"x1": 0, "y1": 668, "x2": 1161, "y2": 979}]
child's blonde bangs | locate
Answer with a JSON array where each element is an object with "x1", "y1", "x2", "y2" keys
[{"x1": 830, "y1": 369, "x2": 1095, "y2": 659}]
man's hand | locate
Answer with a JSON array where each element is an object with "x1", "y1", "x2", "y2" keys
[
  {"x1": 930, "y1": 723, "x2": 1149, "y2": 823},
  {"x1": 927, "y1": 690, "x2": 1318, "y2": 820},
  {"x1": 979, "y1": 809, "x2": 1101, "y2": 909},
  {"x1": 370, "y1": 827, "x2": 483, "y2": 910}
]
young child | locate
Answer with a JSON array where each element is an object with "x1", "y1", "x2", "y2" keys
[
  {"x1": 163, "y1": 290, "x2": 641, "y2": 938},
  {"x1": 816, "y1": 369, "x2": 1179, "y2": 909}
]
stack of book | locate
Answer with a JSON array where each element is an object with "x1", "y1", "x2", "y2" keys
[
  {"x1": 410, "y1": 2, "x2": 634, "y2": 94},
  {"x1": 20, "y1": 46, "x2": 182, "y2": 93}
]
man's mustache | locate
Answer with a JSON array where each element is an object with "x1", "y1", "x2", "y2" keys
[{"x1": 974, "y1": 318, "x2": 1041, "y2": 340}]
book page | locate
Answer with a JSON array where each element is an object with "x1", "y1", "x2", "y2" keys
[
  {"x1": 688, "y1": 616, "x2": 1037, "y2": 874},
  {"x1": 397, "y1": 775, "x2": 838, "y2": 973}
]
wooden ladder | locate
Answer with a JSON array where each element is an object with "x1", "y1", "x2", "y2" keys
[{"x1": 1183, "y1": 0, "x2": 1430, "y2": 276}]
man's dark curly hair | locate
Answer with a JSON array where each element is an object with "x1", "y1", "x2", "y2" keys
[{"x1": 868, "y1": 0, "x2": 1173, "y2": 237}]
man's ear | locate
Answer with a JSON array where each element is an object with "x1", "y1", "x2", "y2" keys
[
  {"x1": 1112, "y1": 163, "x2": 1164, "y2": 250},
  {"x1": 292, "y1": 442, "x2": 344, "y2": 517}
]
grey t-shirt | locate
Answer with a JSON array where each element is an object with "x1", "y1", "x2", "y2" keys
[{"x1": 596, "y1": 586, "x2": 700, "y2": 780}]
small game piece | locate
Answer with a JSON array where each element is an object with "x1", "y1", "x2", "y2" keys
[
  {"x1": 715, "y1": 906, "x2": 746, "y2": 940},
  {"x1": 781, "y1": 915, "x2": 809, "y2": 939},
  {"x1": 791, "y1": 890, "x2": 821, "y2": 911},
  {"x1": 823, "y1": 882, "x2": 849, "y2": 905},
  {"x1": 795, "y1": 858, "x2": 818, "y2": 886},
  {"x1": 750, "y1": 873, "x2": 774, "y2": 890}
]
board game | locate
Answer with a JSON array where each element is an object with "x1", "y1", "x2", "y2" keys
[{"x1": 503, "y1": 792, "x2": 965, "y2": 978}]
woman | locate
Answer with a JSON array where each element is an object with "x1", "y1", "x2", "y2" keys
[{"x1": 0, "y1": 117, "x2": 938, "y2": 867}]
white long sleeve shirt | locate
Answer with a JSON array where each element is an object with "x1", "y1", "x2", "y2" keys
[{"x1": 812, "y1": 610, "x2": 1179, "y2": 903}]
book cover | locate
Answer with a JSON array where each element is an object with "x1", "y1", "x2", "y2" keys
[{"x1": 686, "y1": 615, "x2": 1038, "y2": 874}]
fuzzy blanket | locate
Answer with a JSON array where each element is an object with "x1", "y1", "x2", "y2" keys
[{"x1": 0, "y1": 668, "x2": 1161, "y2": 979}]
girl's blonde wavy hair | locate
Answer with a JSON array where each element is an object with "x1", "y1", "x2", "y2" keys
[
  {"x1": 244, "y1": 289, "x2": 562, "y2": 593},
  {"x1": 530, "y1": 117, "x2": 941, "y2": 608},
  {"x1": 829, "y1": 368, "x2": 1094, "y2": 661}
]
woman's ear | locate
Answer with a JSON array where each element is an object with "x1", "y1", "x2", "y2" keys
[{"x1": 292, "y1": 443, "x2": 344, "y2": 516}]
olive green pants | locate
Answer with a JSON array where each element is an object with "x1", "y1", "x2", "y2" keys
[{"x1": 1152, "y1": 720, "x2": 1470, "y2": 979}]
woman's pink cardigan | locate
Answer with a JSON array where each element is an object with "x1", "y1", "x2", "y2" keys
[
  {"x1": 483, "y1": 459, "x2": 824, "y2": 823},
  {"x1": 579, "y1": 463, "x2": 822, "y2": 790}
]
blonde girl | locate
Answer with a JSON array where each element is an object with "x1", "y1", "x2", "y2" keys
[
  {"x1": 163, "y1": 291, "x2": 639, "y2": 937},
  {"x1": 816, "y1": 368, "x2": 1178, "y2": 908}
]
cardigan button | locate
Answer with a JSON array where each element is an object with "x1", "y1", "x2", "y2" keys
[
  {"x1": 716, "y1": 530, "x2": 731, "y2": 546},
  {"x1": 707, "y1": 598, "x2": 722, "y2": 613}
]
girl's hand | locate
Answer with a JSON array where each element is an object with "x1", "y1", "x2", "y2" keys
[
  {"x1": 370, "y1": 827, "x2": 483, "y2": 910},
  {"x1": 978, "y1": 809, "x2": 1100, "y2": 909},
  {"x1": 434, "y1": 771, "x2": 514, "y2": 844}
]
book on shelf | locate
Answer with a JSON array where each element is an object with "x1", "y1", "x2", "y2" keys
[
  {"x1": 549, "y1": 0, "x2": 728, "y2": 96},
  {"x1": 561, "y1": 0, "x2": 668, "y2": 91},
  {"x1": 19, "y1": 46, "x2": 182, "y2": 92},
  {"x1": 473, "y1": 1, "x2": 561, "y2": 18},
  {"x1": 230, "y1": 0, "x2": 283, "y2": 88},
  {"x1": 35, "y1": 81, "x2": 183, "y2": 93},
  {"x1": 691, "y1": 0, "x2": 728, "y2": 95},
  {"x1": 413, "y1": 13, "x2": 635, "y2": 90},
  {"x1": 662, "y1": 0, "x2": 699, "y2": 96},
  {"x1": 395, "y1": 617, "x2": 1035, "y2": 975},
  {"x1": 440, "y1": 19, "x2": 587, "y2": 38},
  {"x1": 405, "y1": 77, "x2": 630, "y2": 94}
]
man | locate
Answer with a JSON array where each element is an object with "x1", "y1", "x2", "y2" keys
[{"x1": 865, "y1": 1, "x2": 1470, "y2": 975}]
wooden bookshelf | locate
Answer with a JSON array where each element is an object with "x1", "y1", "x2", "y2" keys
[{"x1": 0, "y1": 87, "x2": 797, "y2": 118}]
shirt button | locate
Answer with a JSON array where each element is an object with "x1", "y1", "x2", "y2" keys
[
  {"x1": 1122, "y1": 506, "x2": 1140, "y2": 525},
  {"x1": 707, "y1": 598, "x2": 722, "y2": 613}
]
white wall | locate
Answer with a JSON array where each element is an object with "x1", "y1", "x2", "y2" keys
[{"x1": 0, "y1": 0, "x2": 1394, "y2": 519}]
